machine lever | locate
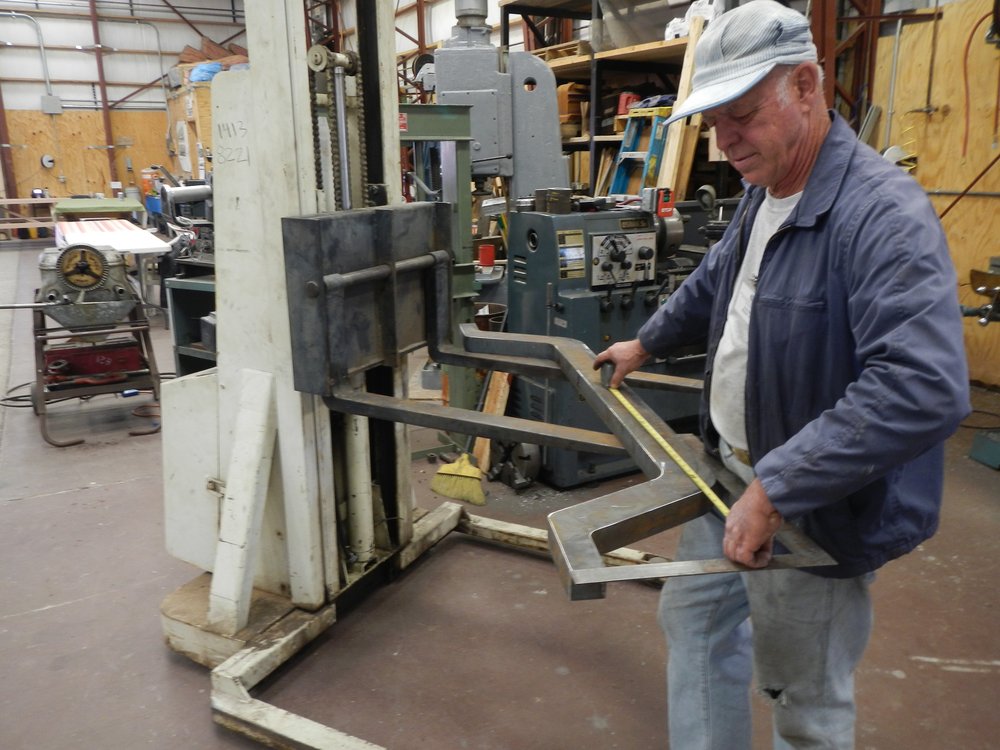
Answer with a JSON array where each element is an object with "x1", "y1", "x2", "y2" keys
[{"x1": 471, "y1": 152, "x2": 513, "y2": 164}]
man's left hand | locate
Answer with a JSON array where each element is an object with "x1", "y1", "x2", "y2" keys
[{"x1": 723, "y1": 478, "x2": 783, "y2": 568}]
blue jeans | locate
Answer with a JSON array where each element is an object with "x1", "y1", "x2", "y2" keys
[{"x1": 659, "y1": 468, "x2": 874, "y2": 748}]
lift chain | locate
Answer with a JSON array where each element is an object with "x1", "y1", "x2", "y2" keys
[
  {"x1": 353, "y1": 51, "x2": 371, "y2": 207},
  {"x1": 327, "y1": 62, "x2": 342, "y2": 210},
  {"x1": 307, "y1": 68, "x2": 324, "y2": 194}
]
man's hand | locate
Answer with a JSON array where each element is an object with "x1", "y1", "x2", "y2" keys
[
  {"x1": 723, "y1": 478, "x2": 783, "y2": 568},
  {"x1": 592, "y1": 339, "x2": 650, "y2": 388}
]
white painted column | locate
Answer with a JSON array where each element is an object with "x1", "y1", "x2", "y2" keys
[
  {"x1": 209, "y1": 0, "x2": 332, "y2": 608},
  {"x1": 345, "y1": 414, "x2": 375, "y2": 570}
]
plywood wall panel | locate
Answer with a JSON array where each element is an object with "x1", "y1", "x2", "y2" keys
[
  {"x1": 111, "y1": 111, "x2": 173, "y2": 190},
  {"x1": 5, "y1": 110, "x2": 172, "y2": 199},
  {"x1": 871, "y1": 0, "x2": 1000, "y2": 386}
]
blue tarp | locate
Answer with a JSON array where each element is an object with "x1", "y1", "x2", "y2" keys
[{"x1": 189, "y1": 62, "x2": 223, "y2": 82}]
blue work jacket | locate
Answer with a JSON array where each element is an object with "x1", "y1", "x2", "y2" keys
[{"x1": 638, "y1": 113, "x2": 971, "y2": 577}]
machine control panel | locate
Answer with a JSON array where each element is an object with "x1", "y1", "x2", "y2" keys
[{"x1": 590, "y1": 231, "x2": 657, "y2": 288}]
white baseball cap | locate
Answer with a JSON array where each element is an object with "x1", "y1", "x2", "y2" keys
[{"x1": 665, "y1": 0, "x2": 818, "y2": 127}]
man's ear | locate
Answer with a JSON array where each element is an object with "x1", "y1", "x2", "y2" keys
[{"x1": 792, "y1": 62, "x2": 822, "y2": 104}]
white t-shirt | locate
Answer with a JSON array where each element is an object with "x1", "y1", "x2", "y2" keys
[{"x1": 709, "y1": 189, "x2": 802, "y2": 452}]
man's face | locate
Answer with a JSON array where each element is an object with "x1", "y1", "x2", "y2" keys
[{"x1": 702, "y1": 69, "x2": 804, "y2": 194}]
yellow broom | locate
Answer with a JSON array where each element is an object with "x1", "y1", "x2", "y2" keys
[
  {"x1": 429, "y1": 368, "x2": 498, "y2": 506},
  {"x1": 430, "y1": 452, "x2": 486, "y2": 505}
]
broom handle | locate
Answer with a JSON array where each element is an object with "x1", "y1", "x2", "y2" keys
[{"x1": 465, "y1": 368, "x2": 494, "y2": 453}]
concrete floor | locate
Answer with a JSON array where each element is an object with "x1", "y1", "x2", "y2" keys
[{"x1": 1, "y1": 244, "x2": 998, "y2": 749}]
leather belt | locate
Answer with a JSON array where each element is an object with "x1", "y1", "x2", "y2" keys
[{"x1": 731, "y1": 446, "x2": 752, "y2": 466}]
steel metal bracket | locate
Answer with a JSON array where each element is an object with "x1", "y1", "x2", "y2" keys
[{"x1": 455, "y1": 327, "x2": 835, "y2": 600}]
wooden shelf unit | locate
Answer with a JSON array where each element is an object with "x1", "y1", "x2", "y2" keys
[
  {"x1": 503, "y1": 1, "x2": 692, "y2": 194},
  {"x1": 549, "y1": 37, "x2": 689, "y2": 80},
  {"x1": 562, "y1": 134, "x2": 622, "y2": 148},
  {"x1": 596, "y1": 37, "x2": 688, "y2": 65}
]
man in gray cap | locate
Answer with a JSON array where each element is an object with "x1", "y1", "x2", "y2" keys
[{"x1": 594, "y1": 0, "x2": 970, "y2": 747}]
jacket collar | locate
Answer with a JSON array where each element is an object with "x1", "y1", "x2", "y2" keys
[{"x1": 789, "y1": 111, "x2": 854, "y2": 227}]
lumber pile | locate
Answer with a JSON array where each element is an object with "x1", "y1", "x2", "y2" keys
[{"x1": 171, "y1": 37, "x2": 250, "y2": 88}]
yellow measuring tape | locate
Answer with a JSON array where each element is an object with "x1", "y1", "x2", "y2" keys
[{"x1": 608, "y1": 386, "x2": 730, "y2": 517}]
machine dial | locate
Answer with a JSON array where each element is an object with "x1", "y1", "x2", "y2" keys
[{"x1": 56, "y1": 245, "x2": 108, "y2": 290}]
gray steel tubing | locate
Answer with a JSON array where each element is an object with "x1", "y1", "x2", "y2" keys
[
  {"x1": 326, "y1": 386, "x2": 626, "y2": 455},
  {"x1": 321, "y1": 252, "x2": 439, "y2": 292},
  {"x1": 883, "y1": 18, "x2": 903, "y2": 149},
  {"x1": 3, "y1": 12, "x2": 53, "y2": 94},
  {"x1": 0, "y1": 301, "x2": 73, "y2": 310},
  {"x1": 333, "y1": 66, "x2": 351, "y2": 210},
  {"x1": 927, "y1": 190, "x2": 1000, "y2": 198},
  {"x1": 446, "y1": 324, "x2": 712, "y2": 481},
  {"x1": 131, "y1": 20, "x2": 167, "y2": 113}
]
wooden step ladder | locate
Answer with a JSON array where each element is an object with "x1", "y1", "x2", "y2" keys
[{"x1": 609, "y1": 107, "x2": 671, "y2": 195}]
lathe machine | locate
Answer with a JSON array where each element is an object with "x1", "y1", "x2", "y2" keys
[{"x1": 505, "y1": 193, "x2": 710, "y2": 487}]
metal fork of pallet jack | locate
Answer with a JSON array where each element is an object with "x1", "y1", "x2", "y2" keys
[{"x1": 283, "y1": 202, "x2": 833, "y2": 603}]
